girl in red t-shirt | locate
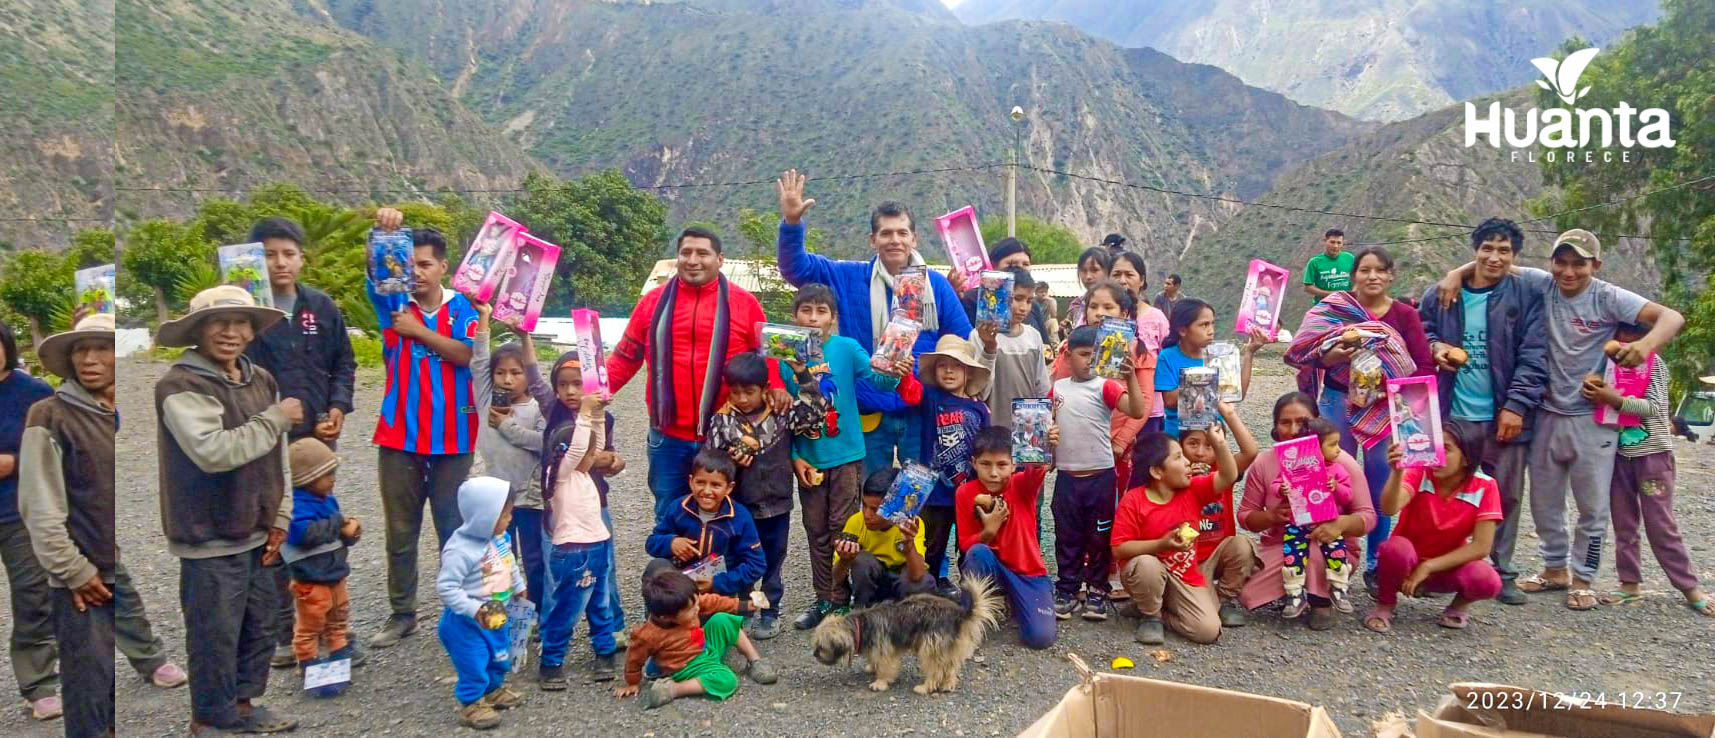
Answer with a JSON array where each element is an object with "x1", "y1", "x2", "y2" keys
[{"x1": 1365, "y1": 419, "x2": 1503, "y2": 633}]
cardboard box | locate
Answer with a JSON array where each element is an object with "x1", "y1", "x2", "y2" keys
[
  {"x1": 1020, "y1": 655, "x2": 1341, "y2": 738},
  {"x1": 1415, "y1": 684, "x2": 1714, "y2": 738}
]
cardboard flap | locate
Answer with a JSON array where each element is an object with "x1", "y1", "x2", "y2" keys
[
  {"x1": 1022, "y1": 672, "x2": 1339, "y2": 737},
  {"x1": 1427, "y1": 684, "x2": 1715, "y2": 738}
]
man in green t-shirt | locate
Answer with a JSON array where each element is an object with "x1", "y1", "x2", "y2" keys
[{"x1": 1302, "y1": 228, "x2": 1355, "y2": 301}]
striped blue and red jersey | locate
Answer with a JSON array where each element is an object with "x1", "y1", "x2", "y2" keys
[{"x1": 368, "y1": 282, "x2": 479, "y2": 454}]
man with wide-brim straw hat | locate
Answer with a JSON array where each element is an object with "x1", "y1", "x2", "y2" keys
[
  {"x1": 154, "y1": 285, "x2": 304, "y2": 734},
  {"x1": 911, "y1": 332, "x2": 995, "y2": 598},
  {"x1": 17, "y1": 312, "x2": 120, "y2": 735}
]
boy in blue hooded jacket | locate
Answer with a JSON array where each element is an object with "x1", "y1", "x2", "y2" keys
[
  {"x1": 644, "y1": 450, "x2": 767, "y2": 597},
  {"x1": 437, "y1": 476, "x2": 526, "y2": 730}
]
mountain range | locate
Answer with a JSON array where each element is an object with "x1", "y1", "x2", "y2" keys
[
  {"x1": 953, "y1": 0, "x2": 1661, "y2": 121},
  {"x1": 6, "y1": 0, "x2": 1666, "y2": 312}
]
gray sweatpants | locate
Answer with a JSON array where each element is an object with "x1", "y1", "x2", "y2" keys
[
  {"x1": 1528, "y1": 411, "x2": 1617, "y2": 582},
  {"x1": 1477, "y1": 429, "x2": 1531, "y2": 583}
]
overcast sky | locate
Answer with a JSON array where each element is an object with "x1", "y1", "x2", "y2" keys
[{"x1": 942, "y1": 0, "x2": 965, "y2": 7}]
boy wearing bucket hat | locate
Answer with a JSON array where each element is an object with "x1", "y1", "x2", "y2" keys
[
  {"x1": 913, "y1": 332, "x2": 996, "y2": 597},
  {"x1": 17, "y1": 313, "x2": 118, "y2": 736},
  {"x1": 154, "y1": 285, "x2": 302, "y2": 734}
]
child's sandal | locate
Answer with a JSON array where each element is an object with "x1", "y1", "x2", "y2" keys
[
  {"x1": 1436, "y1": 608, "x2": 1471, "y2": 629},
  {"x1": 1565, "y1": 589, "x2": 1600, "y2": 611},
  {"x1": 1515, "y1": 572, "x2": 1568, "y2": 593},
  {"x1": 1688, "y1": 599, "x2": 1713, "y2": 618},
  {"x1": 1599, "y1": 590, "x2": 1643, "y2": 606},
  {"x1": 1362, "y1": 607, "x2": 1393, "y2": 634}
]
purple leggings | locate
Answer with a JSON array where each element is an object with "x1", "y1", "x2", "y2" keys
[
  {"x1": 1374, "y1": 536, "x2": 1501, "y2": 608},
  {"x1": 1611, "y1": 452, "x2": 1701, "y2": 592}
]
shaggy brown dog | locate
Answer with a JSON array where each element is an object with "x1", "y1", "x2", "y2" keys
[{"x1": 811, "y1": 576, "x2": 1001, "y2": 694}]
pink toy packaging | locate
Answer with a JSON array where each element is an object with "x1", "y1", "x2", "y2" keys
[
  {"x1": 490, "y1": 233, "x2": 560, "y2": 332},
  {"x1": 452, "y1": 211, "x2": 527, "y2": 303},
  {"x1": 934, "y1": 206, "x2": 990, "y2": 285},
  {"x1": 1387, "y1": 375, "x2": 1445, "y2": 468},
  {"x1": 570, "y1": 308, "x2": 610, "y2": 400},
  {"x1": 1234, "y1": 259, "x2": 1290, "y2": 341},
  {"x1": 1274, "y1": 435, "x2": 1339, "y2": 526},
  {"x1": 1593, "y1": 354, "x2": 1653, "y2": 428}
]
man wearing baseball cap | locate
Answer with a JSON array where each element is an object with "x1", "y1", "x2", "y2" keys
[
  {"x1": 1499, "y1": 228, "x2": 1684, "y2": 611},
  {"x1": 154, "y1": 285, "x2": 301, "y2": 734}
]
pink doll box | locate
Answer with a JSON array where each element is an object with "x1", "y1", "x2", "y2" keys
[
  {"x1": 1387, "y1": 375, "x2": 1445, "y2": 468},
  {"x1": 491, "y1": 233, "x2": 561, "y2": 333},
  {"x1": 452, "y1": 211, "x2": 527, "y2": 303},
  {"x1": 570, "y1": 308, "x2": 610, "y2": 400},
  {"x1": 1274, "y1": 435, "x2": 1340, "y2": 526},
  {"x1": 935, "y1": 206, "x2": 990, "y2": 284},
  {"x1": 1234, "y1": 259, "x2": 1290, "y2": 341}
]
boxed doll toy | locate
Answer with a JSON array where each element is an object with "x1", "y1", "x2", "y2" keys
[
  {"x1": 570, "y1": 308, "x2": 610, "y2": 400},
  {"x1": 451, "y1": 211, "x2": 527, "y2": 303},
  {"x1": 1206, "y1": 341, "x2": 1244, "y2": 403},
  {"x1": 1273, "y1": 435, "x2": 1340, "y2": 526},
  {"x1": 1592, "y1": 354, "x2": 1653, "y2": 428},
  {"x1": 891, "y1": 266, "x2": 928, "y2": 323},
  {"x1": 74, "y1": 264, "x2": 116, "y2": 316},
  {"x1": 758, "y1": 322, "x2": 824, "y2": 366},
  {"x1": 975, "y1": 270, "x2": 1015, "y2": 330},
  {"x1": 1011, "y1": 398, "x2": 1053, "y2": 464},
  {"x1": 1387, "y1": 375, "x2": 1445, "y2": 468},
  {"x1": 879, "y1": 463, "x2": 936, "y2": 527},
  {"x1": 1094, "y1": 318, "x2": 1136, "y2": 379},
  {"x1": 870, "y1": 316, "x2": 922, "y2": 372},
  {"x1": 1178, "y1": 366, "x2": 1220, "y2": 430},
  {"x1": 935, "y1": 206, "x2": 990, "y2": 286},
  {"x1": 490, "y1": 233, "x2": 561, "y2": 332},
  {"x1": 217, "y1": 242, "x2": 273, "y2": 309},
  {"x1": 1234, "y1": 259, "x2": 1290, "y2": 341}
]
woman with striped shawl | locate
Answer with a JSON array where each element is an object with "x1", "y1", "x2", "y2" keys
[{"x1": 1284, "y1": 248, "x2": 1434, "y2": 589}]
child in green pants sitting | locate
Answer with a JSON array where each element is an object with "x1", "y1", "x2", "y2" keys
[{"x1": 615, "y1": 568, "x2": 776, "y2": 708}]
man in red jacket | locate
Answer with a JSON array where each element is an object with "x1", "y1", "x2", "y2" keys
[{"x1": 607, "y1": 227, "x2": 784, "y2": 523}]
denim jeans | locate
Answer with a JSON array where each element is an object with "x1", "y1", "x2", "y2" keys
[
  {"x1": 1317, "y1": 387, "x2": 1393, "y2": 571},
  {"x1": 539, "y1": 540, "x2": 620, "y2": 669},
  {"x1": 646, "y1": 429, "x2": 701, "y2": 524}
]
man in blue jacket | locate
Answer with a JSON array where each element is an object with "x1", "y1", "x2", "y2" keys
[
  {"x1": 1418, "y1": 218, "x2": 1548, "y2": 605},
  {"x1": 774, "y1": 169, "x2": 973, "y2": 470}
]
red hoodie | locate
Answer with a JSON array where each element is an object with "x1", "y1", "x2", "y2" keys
[{"x1": 606, "y1": 277, "x2": 773, "y2": 441}]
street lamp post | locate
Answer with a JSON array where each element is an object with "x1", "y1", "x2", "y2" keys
[{"x1": 1007, "y1": 106, "x2": 1024, "y2": 238}]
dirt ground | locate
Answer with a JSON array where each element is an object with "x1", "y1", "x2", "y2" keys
[{"x1": 3, "y1": 357, "x2": 1711, "y2": 736}]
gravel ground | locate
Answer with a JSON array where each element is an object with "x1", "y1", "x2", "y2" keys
[{"x1": 3, "y1": 356, "x2": 1711, "y2": 736}]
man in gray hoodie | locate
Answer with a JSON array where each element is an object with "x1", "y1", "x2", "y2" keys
[{"x1": 153, "y1": 286, "x2": 300, "y2": 735}]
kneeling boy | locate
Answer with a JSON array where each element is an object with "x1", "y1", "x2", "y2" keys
[{"x1": 955, "y1": 426, "x2": 1057, "y2": 649}]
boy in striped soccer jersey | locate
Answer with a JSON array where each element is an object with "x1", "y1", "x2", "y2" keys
[{"x1": 367, "y1": 207, "x2": 481, "y2": 649}]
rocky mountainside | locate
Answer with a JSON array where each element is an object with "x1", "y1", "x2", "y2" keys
[
  {"x1": 110, "y1": 0, "x2": 541, "y2": 228},
  {"x1": 1174, "y1": 88, "x2": 1659, "y2": 326},
  {"x1": 0, "y1": 0, "x2": 115, "y2": 249},
  {"x1": 954, "y1": 0, "x2": 1661, "y2": 121},
  {"x1": 301, "y1": 0, "x2": 1372, "y2": 259}
]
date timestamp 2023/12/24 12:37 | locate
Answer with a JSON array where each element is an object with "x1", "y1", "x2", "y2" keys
[{"x1": 1463, "y1": 689, "x2": 1687, "y2": 712}]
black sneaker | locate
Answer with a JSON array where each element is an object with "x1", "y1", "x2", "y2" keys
[
  {"x1": 368, "y1": 614, "x2": 417, "y2": 649},
  {"x1": 1497, "y1": 580, "x2": 1528, "y2": 606},
  {"x1": 1053, "y1": 593, "x2": 1081, "y2": 620},
  {"x1": 588, "y1": 653, "x2": 616, "y2": 683},
  {"x1": 1134, "y1": 616, "x2": 1165, "y2": 645},
  {"x1": 793, "y1": 600, "x2": 835, "y2": 630},
  {"x1": 1218, "y1": 599, "x2": 1248, "y2": 628},
  {"x1": 750, "y1": 613, "x2": 782, "y2": 640},
  {"x1": 538, "y1": 664, "x2": 566, "y2": 691},
  {"x1": 1081, "y1": 593, "x2": 1111, "y2": 622},
  {"x1": 935, "y1": 578, "x2": 959, "y2": 600},
  {"x1": 1363, "y1": 570, "x2": 1380, "y2": 598}
]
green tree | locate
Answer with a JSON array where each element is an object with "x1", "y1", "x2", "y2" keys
[
  {"x1": 66, "y1": 229, "x2": 118, "y2": 268},
  {"x1": 123, "y1": 219, "x2": 211, "y2": 324},
  {"x1": 736, "y1": 208, "x2": 831, "y2": 320},
  {"x1": 979, "y1": 214, "x2": 1085, "y2": 264},
  {"x1": 1530, "y1": 0, "x2": 1714, "y2": 395},
  {"x1": 0, "y1": 249, "x2": 74, "y2": 347},
  {"x1": 503, "y1": 170, "x2": 668, "y2": 314}
]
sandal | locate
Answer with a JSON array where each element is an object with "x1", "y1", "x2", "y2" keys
[
  {"x1": 1565, "y1": 589, "x2": 1600, "y2": 611},
  {"x1": 1688, "y1": 599, "x2": 1713, "y2": 618},
  {"x1": 1362, "y1": 607, "x2": 1393, "y2": 634},
  {"x1": 234, "y1": 705, "x2": 297, "y2": 734},
  {"x1": 1437, "y1": 608, "x2": 1471, "y2": 629},
  {"x1": 1599, "y1": 590, "x2": 1643, "y2": 606},
  {"x1": 1516, "y1": 572, "x2": 1569, "y2": 593}
]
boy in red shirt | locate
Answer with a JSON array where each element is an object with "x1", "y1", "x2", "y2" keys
[
  {"x1": 1170, "y1": 408, "x2": 1263, "y2": 628},
  {"x1": 1111, "y1": 403, "x2": 1241, "y2": 646},
  {"x1": 955, "y1": 426, "x2": 1059, "y2": 649}
]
